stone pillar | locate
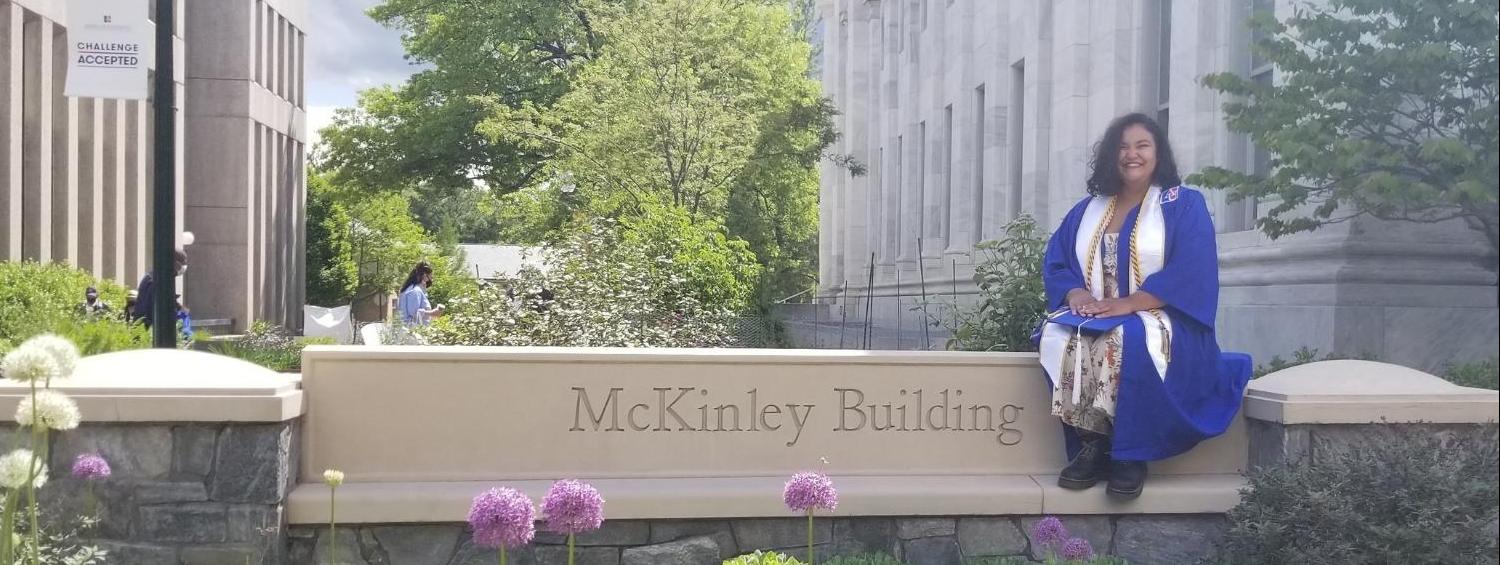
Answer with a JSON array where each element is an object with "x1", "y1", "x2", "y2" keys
[
  {"x1": 103, "y1": 100, "x2": 125, "y2": 283},
  {"x1": 1, "y1": 3, "x2": 21, "y2": 261},
  {"x1": 79, "y1": 98, "x2": 104, "y2": 275},
  {"x1": 1, "y1": 349, "x2": 303, "y2": 565},
  {"x1": 1242, "y1": 360, "x2": 1499, "y2": 469},
  {"x1": 51, "y1": 23, "x2": 78, "y2": 265},
  {"x1": 21, "y1": 13, "x2": 52, "y2": 262}
]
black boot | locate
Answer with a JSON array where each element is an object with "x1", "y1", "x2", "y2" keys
[
  {"x1": 1107, "y1": 460, "x2": 1148, "y2": 499},
  {"x1": 1057, "y1": 432, "x2": 1111, "y2": 490}
]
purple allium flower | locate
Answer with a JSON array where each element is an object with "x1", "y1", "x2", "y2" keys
[
  {"x1": 1030, "y1": 516, "x2": 1068, "y2": 549},
  {"x1": 468, "y1": 488, "x2": 536, "y2": 548},
  {"x1": 541, "y1": 479, "x2": 604, "y2": 534},
  {"x1": 783, "y1": 471, "x2": 838, "y2": 513},
  {"x1": 71, "y1": 453, "x2": 111, "y2": 481},
  {"x1": 1061, "y1": 537, "x2": 1095, "y2": 561}
]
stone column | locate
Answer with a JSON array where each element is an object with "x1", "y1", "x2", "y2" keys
[
  {"x1": 51, "y1": 23, "x2": 78, "y2": 265},
  {"x1": 79, "y1": 98, "x2": 104, "y2": 275},
  {"x1": 1242, "y1": 360, "x2": 1499, "y2": 469},
  {"x1": 21, "y1": 13, "x2": 52, "y2": 262},
  {"x1": 2, "y1": 349, "x2": 305, "y2": 565},
  {"x1": 1, "y1": 3, "x2": 21, "y2": 261},
  {"x1": 103, "y1": 99, "x2": 125, "y2": 283},
  {"x1": 841, "y1": 0, "x2": 873, "y2": 291}
]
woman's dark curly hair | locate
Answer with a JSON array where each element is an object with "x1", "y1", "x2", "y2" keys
[{"x1": 1086, "y1": 113, "x2": 1182, "y2": 196}]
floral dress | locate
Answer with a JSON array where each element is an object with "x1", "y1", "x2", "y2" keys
[{"x1": 1051, "y1": 234, "x2": 1125, "y2": 436}]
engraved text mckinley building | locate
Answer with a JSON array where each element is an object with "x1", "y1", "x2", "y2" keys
[{"x1": 570, "y1": 387, "x2": 1024, "y2": 447}]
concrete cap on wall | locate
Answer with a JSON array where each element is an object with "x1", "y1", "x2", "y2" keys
[
  {"x1": 1, "y1": 349, "x2": 303, "y2": 422},
  {"x1": 1244, "y1": 360, "x2": 1499, "y2": 424}
]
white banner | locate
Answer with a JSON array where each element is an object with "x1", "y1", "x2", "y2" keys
[{"x1": 64, "y1": 0, "x2": 151, "y2": 100}]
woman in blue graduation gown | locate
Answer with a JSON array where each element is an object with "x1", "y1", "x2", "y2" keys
[{"x1": 1036, "y1": 113, "x2": 1251, "y2": 499}]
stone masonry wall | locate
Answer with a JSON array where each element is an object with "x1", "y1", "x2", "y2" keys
[
  {"x1": 286, "y1": 514, "x2": 1228, "y2": 565},
  {"x1": 3, "y1": 421, "x2": 297, "y2": 565}
]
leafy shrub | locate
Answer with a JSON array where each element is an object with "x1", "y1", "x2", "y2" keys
[
  {"x1": 208, "y1": 322, "x2": 334, "y2": 372},
  {"x1": 1220, "y1": 425, "x2": 1500, "y2": 565},
  {"x1": 1444, "y1": 358, "x2": 1498, "y2": 390},
  {"x1": 1250, "y1": 346, "x2": 1376, "y2": 378},
  {"x1": 0, "y1": 261, "x2": 137, "y2": 354},
  {"x1": 724, "y1": 551, "x2": 804, "y2": 565},
  {"x1": 939, "y1": 215, "x2": 1047, "y2": 352},
  {"x1": 52, "y1": 317, "x2": 150, "y2": 356},
  {"x1": 430, "y1": 215, "x2": 751, "y2": 347}
]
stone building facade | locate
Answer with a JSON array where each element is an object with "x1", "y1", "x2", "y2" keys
[
  {"x1": 812, "y1": 0, "x2": 1497, "y2": 369},
  {"x1": 0, "y1": 0, "x2": 306, "y2": 332}
]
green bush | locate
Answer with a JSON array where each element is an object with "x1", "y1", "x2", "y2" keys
[
  {"x1": 1250, "y1": 346, "x2": 1376, "y2": 378},
  {"x1": 1220, "y1": 425, "x2": 1499, "y2": 565},
  {"x1": 724, "y1": 551, "x2": 804, "y2": 565},
  {"x1": 939, "y1": 215, "x2": 1048, "y2": 352},
  {"x1": 207, "y1": 322, "x2": 334, "y2": 372},
  {"x1": 1444, "y1": 358, "x2": 1498, "y2": 390},
  {"x1": 0, "y1": 261, "x2": 138, "y2": 354},
  {"x1": 430, "y1": 214, "x2": 749, "y2": 348}
]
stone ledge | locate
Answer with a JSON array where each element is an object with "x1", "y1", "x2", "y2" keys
[
  {"x1": 1245, "y1": 360, "x2": 1500, "y2": 424},
  {"x1": 0, "y1": 349, "x2": 303, "y2": 423},
  {"x1": 303, "y1": 345, "x2": 1039, "y2": 366},
  {"x1": 285, "y1": 474, "x2": 1245, "y2": 525}
]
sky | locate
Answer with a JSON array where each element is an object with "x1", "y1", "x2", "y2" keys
[{"x1": 306, "y1": 0, "x2": 421, "y2": 148}]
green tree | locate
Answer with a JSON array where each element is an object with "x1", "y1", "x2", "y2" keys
[
  {"x1": 315, "y1": 0, "x2": 625, "y2": 241},
  {"x1": 1192, "y1": 0, "x2": 1499, "y2": 257},
  {"x1": 479, "y1": 0, "x2": 838, "y2": 298},
  {"x1": 305, "y1": 172, "x2": 358, "y2": 306}
]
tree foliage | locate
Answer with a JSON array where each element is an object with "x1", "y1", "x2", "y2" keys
[
  {"x1": 315, "y1": 0, "x2": 624, "y2": 241},
  {"x1": 938, "y1": 216, "x2": 1048, "y2": 353},
  {"x1": 478, "y1": 0, "x2": 836, "y2": 299},
  {"x1": 429, "y1": 213, "x2": 758, "y2": 348},
  {"x1": 1192, "y1": 0, "x2": 1499, "y2": 257},
  {"x1": 305, "y1": 173, "x2": 358, "y2": 307}
]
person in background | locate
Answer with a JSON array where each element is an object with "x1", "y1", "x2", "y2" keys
[
  {"x1": 396, "y1": 261, "x2": 444, "y2": 327},
  {"x1": 176, "y1": 295, "x2": 194, "y2": 342},
  {"x1": 134, "y1": 248, "x2": 188, "y2": 330},
  {"x1": 123, "y1": 290, "x2": 139, "y2": 323},
  {"x1": 78, "y1": 287, "x2": 110, "y2": 317}
]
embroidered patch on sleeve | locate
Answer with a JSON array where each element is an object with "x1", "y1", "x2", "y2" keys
[{"x1": 1161, "y1": 185, "x2": 1181, "y2": 203}]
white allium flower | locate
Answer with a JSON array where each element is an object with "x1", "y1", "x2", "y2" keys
[
  {"x1": 0, "y1": 449, "x2": 47, "y2": 489},
  {"x1": 24, "y1": 334, "x2": 80, "y2": 378},
  {"x1": 15, "y1": 389, "x2": 81, "y2": 431},
  {"x1": 323, "y1": 469, "x2": 345, "y2": 487},
  {"x1": 1, "y1": 344, "x2": 61, "y2": 383}
]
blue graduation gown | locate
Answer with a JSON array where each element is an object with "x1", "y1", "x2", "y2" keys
[{"x1": 1037, "y1": 186, "x2": 1251, "y2": 462}]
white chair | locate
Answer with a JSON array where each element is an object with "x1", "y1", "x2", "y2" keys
[
  {"x1": 359, "y1": 322, "x2": 386, "y2": 346},
  {"x1": 303, "y1": 305, "x2": 354, "y2": 344}
]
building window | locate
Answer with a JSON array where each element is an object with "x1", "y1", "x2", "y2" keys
[
  {"x1": 1156, "y1": 0, "x2": 1172, "y2": 133},
  {"x1": 918, "y1": 121, "x2": 927, "y2": 245},
  {"x1": 973, "y1": 84, "x2": 986, "y2": 241},
  {"x1": 942, "y1": 104, "x2": 953, "y2": 243},
  {"x1": 254, "y1": 1, "x2": 264, "y2": 86},
  {"x1": 1237, "y1": 0, "x2": 1276, "y2": 230},
  {"x1": 921, "y1": 0, "x2": 928, "y2": 30},
  {"x1": 1008, "y1": 62, "x2": 1025, "y2": 222}
]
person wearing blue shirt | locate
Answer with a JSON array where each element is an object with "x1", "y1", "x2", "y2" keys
[{"x1": 396, "y1": 262, "x2": 444, "y2": 327}]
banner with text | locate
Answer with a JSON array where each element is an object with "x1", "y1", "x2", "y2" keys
[{"x1": 64, "y1": 0, "x2": 151, "y2": 100}]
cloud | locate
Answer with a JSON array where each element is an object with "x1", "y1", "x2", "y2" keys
[
  {"x1": 306, "y1": 105, "x2": 340, "y2": 151},
  {"x1": 306, "y1": 0, "x2": 423, "y2": 108}
]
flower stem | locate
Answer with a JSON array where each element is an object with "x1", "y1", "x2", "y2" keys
[
  {"x1": 806, "y1": 509, "x2": 815, "y2": 565},
  {"x1": 568, "y1": 533, "x2": 575, "y2": 565},
  {"x1": 25, "y1": 383, "x2": 41, "y2": 565},
  {"x1": 1, "y1": 489, "x2": 18, "y2": 562},
  {"x1": 499, "y1": 546, "x2": 506, "y2": 565},
  {"x1": 328, "y1": 486, "x2": 337, "y2": 564}
]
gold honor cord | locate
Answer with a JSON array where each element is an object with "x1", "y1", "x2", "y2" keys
[{"x1": 1077, "y1": 194, "x2": 1171, "y2": 371}]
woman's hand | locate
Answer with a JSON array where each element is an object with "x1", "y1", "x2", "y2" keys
[
  {"x1": 1076, "y1": 291, "x2": 1164, "y2": 318},
  {"x1": 1065, "y1": 289, "x2": 1097, "y2": 314}
]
